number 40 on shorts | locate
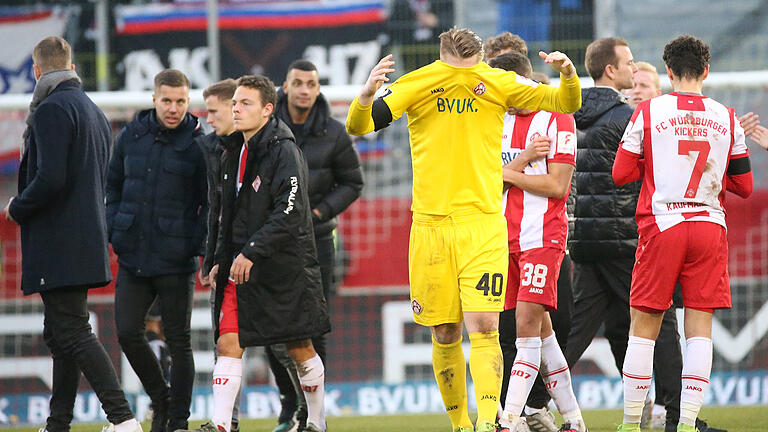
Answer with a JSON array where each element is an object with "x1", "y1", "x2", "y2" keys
[{"x1": 475, "y1": 272, "x2": 504, "y2": 296}]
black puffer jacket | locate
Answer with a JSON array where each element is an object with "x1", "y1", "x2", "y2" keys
[
  {"x1": 569, "y1": 87, "x2": 641, "y2": 262},
  {"x1": 275, "y1": 89, "x2": 363, "y2": 238},
  {"x1": 197, "y1": 131, "x2": 240, "y2": 275},
  {"x1": 213, "y1": 116, "x2": 330, "y2": 347},
  {"x1": 106, "y1": 109, "x2": 207, "y2": 276}
]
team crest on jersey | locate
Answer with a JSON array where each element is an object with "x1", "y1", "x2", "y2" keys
[
  {"x1": 473, "y1": 81, "x2": 487, "y2": 95},
  {"x1": 529, "y1": 132, "x2": 542, "y2": 141},
  {"x1": 252, "y1": 175, "x2": 262, "y2": 192},
  {"x1": 411, "y1": 299, "x2": 423, "y2": 315}
]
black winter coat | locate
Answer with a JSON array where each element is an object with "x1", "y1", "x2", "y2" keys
[
  {"x1": 275, "y1": 89, "x2": 363, "y2": 238},
  {"x1": 213, "y1": 116, "x2": 330, "y2": 347},
  {"x1": 570, "y1": 87, "x2": 641, "y2": 262},
  {"x1": 10, "y1": 80, "x2": 112, "y2": 295},
  {"x1": 106, "y1": 109, "x2": 207, "y2": 276}
]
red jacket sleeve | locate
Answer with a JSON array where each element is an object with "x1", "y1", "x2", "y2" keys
[{"x1": 613, "y1": 147, "x2": 643, "y2": 186}]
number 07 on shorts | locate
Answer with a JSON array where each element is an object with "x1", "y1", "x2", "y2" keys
[{"x1": 408, "y1": 212, "x2": 508, "y2": 326}]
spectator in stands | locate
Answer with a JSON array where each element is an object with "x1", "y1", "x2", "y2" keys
[
  {"x1": 107, "y1": 69, "x2": 206, "y2": 432},
  {"x1": 4, "y1": 36, "x2": 141, "y2": 432},
  {"x1": 269, "y1": 59, "x2": 363, "y2": 432}
]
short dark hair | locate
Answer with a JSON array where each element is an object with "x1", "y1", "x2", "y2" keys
[
  {"x1": 32, "y1": 36, "x2": 71, "y2": 72},
  {"x1": 484, "y1": 32, "x2": 528, "y2": 59},
  {"x1": 663, "y1": 35, "x2": 710, "y2": 81},
  {"x1": 584, "y1": 37, "x2": 629, "y2": 80},
  {"x1": 236, "y1": 74, "x2": 277, "y2": 106},
  {"x1": 489, "y1": 52, "x2": 532, "y2": 78},
  {"x1": 154, "y1": 69, "x2": 190, "y2": 90},
  {"x1": 287, "y1": 59, "x2": 318, "y2": 74},
  {"x1": 203, "y1": 78, "x2": 237, "y2": 101}
]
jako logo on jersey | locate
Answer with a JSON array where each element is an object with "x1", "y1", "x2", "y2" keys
[
  {"x1": 284, "y1": 176, "x2": 298, "y2": 214},
  {"x1": 529, "y1": 287, "x2": 543, "y2": 294},
  {"x1": 381, "y1": 88, "x2": 393, "y2": 98},
  {"x1": 431, "y1": 87, "x2": 444, "y2": 94},
  {"x1": 437, "y1": 97, "x2": 477, "y2": 113},
  {"x1": 473, "y1": 81, "x2": 486, "y2": 95},
  {"x1": 636, "y1": 385, "x2": 650, "y2": 390},
  {"x1": 685, "y1": 385, "x2": 703, "y2": 392},
  {"x1": 411, "y1": 299, "x2": 423, "y2": 315}
]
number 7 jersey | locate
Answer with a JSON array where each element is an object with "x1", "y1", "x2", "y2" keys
[{"x1": 619, "y1": 92, "x2": 749, "y2": 237}]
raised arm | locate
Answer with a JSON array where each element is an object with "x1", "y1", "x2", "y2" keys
[{"x1": 346, "y1": 55, "x2": 396, "y2": 136}]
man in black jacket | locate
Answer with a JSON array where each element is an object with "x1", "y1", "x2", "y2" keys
[
  {"x1": 4, "y1": 36, "x2": 140, "y2": 432},
  {"x1": 198, "y1": 78, "x2": 243, "y2": 432},
  {"x1": 107, "y1": 69, "x2": 206, "y2": 432},
  {"x1": 186, "y1": 75, "x2": 330, "y2": 432},
  {"x1": 269, "y1": 59, "x2": 363, "y2": 432}
]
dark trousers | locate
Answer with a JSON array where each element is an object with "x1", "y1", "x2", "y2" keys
[
  {"x1": 500, "y1": 254, "x2": 574, "y2": 411},
  {"x1": 565, "y1": 258, "x2": 683, "y2": 425},
  {"x1": 115, "y1": 267, "x2": 195, "y2": 429},
  {"x1": 267, "y1": 234, "x2": 335, "y2": 422},
  {"x1": 40, "y1": 286, "x2": 134, "y2": 432}
]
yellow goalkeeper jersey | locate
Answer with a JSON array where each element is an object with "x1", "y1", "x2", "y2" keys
[{"x1": 347, "y1": 60, "x2": 581, "y2": 215}]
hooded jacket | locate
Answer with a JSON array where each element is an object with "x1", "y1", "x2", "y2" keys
[
  {"x1": 213, "y1": 116, "x2": 330, "y2": 346},
  {"x1": 569, "y1": 87, "x2": 641, "y2": 262},
  {"x1": 106, "y1": 109, "x2": 207, "y2": 276},
  {"x1": 275, "y1": 88, "x2": 363, "y2": 238}
]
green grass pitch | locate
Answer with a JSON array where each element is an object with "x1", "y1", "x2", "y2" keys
[{"x1": 5, "y1": 406, "x2": 768, "y2": 432}]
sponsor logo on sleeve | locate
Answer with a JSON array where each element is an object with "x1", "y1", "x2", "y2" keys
[{"x1": 557, "y1": 131, "x2": 576, "y2": 155}]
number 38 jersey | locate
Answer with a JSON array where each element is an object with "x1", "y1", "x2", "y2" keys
[
  {"x1": 619, "y1": 92, "x2": 749, "y2": 237},
  {"x1": 501, "y1": 110, "x2": 576, "y2": 252}
]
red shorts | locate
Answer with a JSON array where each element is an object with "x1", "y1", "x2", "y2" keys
[
  {"x1": 505, "y1": 248, "x2": 564, "y2": 311},
  {"x1": 219, "y1": 279, "x2": 239, "y2": 335},
  {"x1": 631, "y1": 221, "x2": 729, "y2": 313}
]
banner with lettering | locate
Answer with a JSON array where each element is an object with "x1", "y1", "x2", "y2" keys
[{"x1": 112, "y1": 0, "x2": 387, "y2": 90}]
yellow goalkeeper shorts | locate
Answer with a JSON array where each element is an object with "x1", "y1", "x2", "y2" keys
[{"x1": 408, "y1": 210, "x2": 508, "y2": 326}]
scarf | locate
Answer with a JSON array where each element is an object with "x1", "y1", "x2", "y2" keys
[{"x1": 23, "y1": 69, "x2": 81, "y2": 148}]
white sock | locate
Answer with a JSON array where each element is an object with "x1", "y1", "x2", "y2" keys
[
  {"x1": 114, "y1": 418, "x2": 140, "y2": 432},
  {"x1": 622, "y1": 336, "x2": 655, "y2": 424},
  {"x1": 501, "y1": 337, "x2": 541, "y2": 423},
  {"x1": 680, "y1": 337, "x2": 712, "y2": 426},
  {"x1": 211, "y1": 356, "x2": 242, "y2": 432},
  {"x1": 540, "y1": 333, "x2": 582, "y2": 423},
  {"x1": 297, "y1": 354, "x2": 326, "y2": 430}
]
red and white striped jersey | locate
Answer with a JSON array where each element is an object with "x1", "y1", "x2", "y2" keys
[
  {"x1": 501, "y1": 110, "x2": 576, "y2": 252},
  {"x1": 619, "y1": 92, "x2": 748, "y2": 237}
]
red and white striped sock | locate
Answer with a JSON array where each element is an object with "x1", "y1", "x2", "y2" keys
[
  {"x1": 540, "y1": 333, "x2": 582, "y2": 423},
  {"x1": 680, "y1": 337, "x2": 712, "y2": 426},
  {"x1": 501, "y1": 337, "x2": 541, "y2": 423},
  {"x1": 622, "y1": 336, "x2": 655, "y2": 424}
]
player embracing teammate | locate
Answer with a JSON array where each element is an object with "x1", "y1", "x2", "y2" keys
[{"x1": 614, "y1": 35, "x2": 752, "y2": 432}]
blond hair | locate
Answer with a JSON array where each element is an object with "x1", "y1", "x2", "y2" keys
[
  {"x1": 32, "y1": 36, "x2": 72, "y2": 72},
  {"x1": 635, "y1": 61, "x2": 661, "y2": 90},
  {"x1": 439, "y1": 26, "x2": 484, "y2": 60}
]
